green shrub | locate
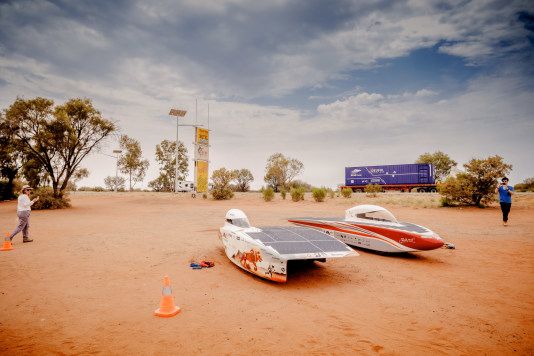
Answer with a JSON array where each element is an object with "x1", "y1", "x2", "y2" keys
[
  {"x1": 280, "y1": 188, "x2": 287, "y2": 200},
  {"x1": 31, "y1": 187, "x2": 71, "y2": 210},
  {"x1": 212, "y1": 187, "x2": 234, "y2": 200},
  {"x1": 290, "y1": 187, "x2": 305, "y2": 202},
  {"x1": 438, "y1": 155, "x2": 511, "y2": 207},
  {"x1": 364, "y1": 184, "x2": 383, "y2": 197},
  {"x1": 263, "y1": 187, "x2": 275, "y2": 202},
  {"x1": 341, "y1": 187, "x2": 352, "y2": 198},
  {"x1": 210, "y1": 168, "x2": 236, "y2": 200},
  {"x1": 312, "y1": 187, "x2": 326, "y2": 202},
  {"x1": 437, "y1": 174, "x2": 477, "y2": 206}
]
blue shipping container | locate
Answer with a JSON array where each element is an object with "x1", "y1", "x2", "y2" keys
[{"x1": 345, "y1": 164, "x2": 435, "y2": 186}]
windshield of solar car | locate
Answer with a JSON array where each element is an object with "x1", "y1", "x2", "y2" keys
[
  {"x1": 358, "y1": 210, "x2": 398, "y2": 223},
  {"x1": 228, "y1": 218, "x2": 251, "y2": 228}
]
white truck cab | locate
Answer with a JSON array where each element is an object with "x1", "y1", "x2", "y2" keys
[{"x1": 176, "y1": 181, "x2": 195, "y2": 192}]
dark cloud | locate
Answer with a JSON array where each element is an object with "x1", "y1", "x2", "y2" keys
[{"x1": 1, "y1": 0, "x2": 533, "y2": 100}]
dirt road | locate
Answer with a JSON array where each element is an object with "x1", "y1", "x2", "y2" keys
[{"x1": 1, "y1": 192, "x2": 533, "y2": 354}]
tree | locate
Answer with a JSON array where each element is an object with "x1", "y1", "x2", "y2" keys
[
  {"x1": 514, "y1": 177, "x2": 534, "y2": 192},
  {"x1": 148, "y1": 139, "x2": 188, "y2": 192},
  {"x1": 70, "y1": 167, "x2": 89, "y2": 190},
  {"x1": 20, "y1": 157, "x2": 49, "y2": 188},
  {"x1": 118, "y1": 135, "x2": 149, "y2": 190},
  {"x1": 104, "y1": 176, "x2": 126, "y2": 191},
  {"x1": 211, "y1": 167, "x2": 237, "y2": 200},
  {"x1": 4, "y1": 97, "x2": 116, "y2": 198},
  {"x1": 0, "y1": 113, "x2": 25, "y2": 198},
  {"x1": 438, "y1": 155, "x2": 512, "y2": 207},
  {"x1": 234, "y1": 168, "x2": 254, "y2": 192},
  {"x1": 264, "y1": 153, "x2": 304, "y2": 192},
  {"x1": 288, "y1": 179, "x2": 312, "y2": 192},
  {"x1": 416, "y1": 151, "x2": 457, "y2": 182}
]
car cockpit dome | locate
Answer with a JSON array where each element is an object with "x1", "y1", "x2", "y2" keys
[
  {"x1": 225, "y1": 209, "x2": 251, "y2": 228},
  {"x1": 345, "y1": 205, "x2": 398, "y2": 223}
]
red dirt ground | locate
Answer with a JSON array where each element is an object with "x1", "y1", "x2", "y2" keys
[{"x1": 1, "y1": 192, "x2": 533, "y2": 355}]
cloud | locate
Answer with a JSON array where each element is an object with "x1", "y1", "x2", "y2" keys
[{"x1": 1, "y1": 0, "x2": 532, "y2": 99}]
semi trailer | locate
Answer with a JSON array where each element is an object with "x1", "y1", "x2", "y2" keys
[{"x1": 341, "y1": 163, "x2": 437, "y2": 192}]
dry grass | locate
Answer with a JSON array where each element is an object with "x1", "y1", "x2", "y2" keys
[
  {"x1": 338, "y1": 192, "x2": 534, "y2": 209},
  {"x1": 334, "y1": 192, "x2": 442, "y2": 208},
  {"x1": 71, "y1": 190, "x2": 534, "y2": 209}
]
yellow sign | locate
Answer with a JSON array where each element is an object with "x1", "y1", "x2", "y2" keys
[
  {"x1": 196, "y1": 128, "x2": 209, "y2": 145},
  {"x1": 196, "y1": 160, "x2": 209, "y2": 193}
]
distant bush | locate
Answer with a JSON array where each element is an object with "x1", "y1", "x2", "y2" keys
[
  {"x1": 211, "y1": 167, "x2": 236, "y2": 200},
  {"x1": 202, "y1": 193, "x2": 207, "y2": 199},
  {"x1": 288, "y1": 180, "x2": 312, "y2": 192},
  {"x1": 312, "y1": 187, "x2": 326, "y2": 202},
  {"x1": 514, "y1": 177, "x2": 534, "y2": 192},
  {"x1": 364, "y1": 184, "x2": 383, "y2": 197},
  {"x1": 326, "y1": 188, "x2": 335, "y2": 199},
  {"x1": 77, "y1": 186, "x2": 108, "y2": 192},
  {"x1": 341, "y1": 187, "x2": 352, "y2": 199},
  {"x1": 263, "y1": 187, "x2": 275, "y2": 202},
  {"x1": 104, "y1": 176, "x2": 126, "y2": 191},
  {"x1": 438, "y1": 155, "x2": 511, "y2": 207},
  {"x1": 280, "y1": 188, "x2": 287, "y2": 200},
  {"x1": 31, "y1": 187, "x2": 70, "y2": 210},
  {"x1": 437, "y1": 174, "x2": 477, "y2": 206},
  {"x1": 290, "y1": 187, "x2": 305, "y2": 202}
]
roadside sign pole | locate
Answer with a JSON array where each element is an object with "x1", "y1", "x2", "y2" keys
[
  {"x1": 175, "y1": 117, "x2": 179, "y2": 193},
  {"x1": 169, "y1": 108, "x2": 187, "y2": 193}
]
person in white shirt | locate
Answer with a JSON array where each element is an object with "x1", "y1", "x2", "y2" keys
[{"x1": 5, "y1": 185, "x2": 39, "y2": 243}]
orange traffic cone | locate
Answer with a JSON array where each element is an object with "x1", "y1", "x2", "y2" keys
[
  {"x1": 154, "y1": 276, "x2": 180, "y2": 317},
  {"x1": 1, "y1": 233, "x2": 13, "y2": 251}
]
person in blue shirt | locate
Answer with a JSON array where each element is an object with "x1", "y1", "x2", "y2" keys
[{"x1": 496, "y1": 177, "x2": 514, "y2": 226}]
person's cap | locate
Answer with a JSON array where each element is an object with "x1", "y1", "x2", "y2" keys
[{"x1": 21, "y1": 185, "x2": 33, "y2": 191}]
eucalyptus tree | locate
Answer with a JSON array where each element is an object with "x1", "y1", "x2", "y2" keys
[
  {"x1": 4, "y1": 97, "x2": 116, "y2": 198},
  {"x1": 118, "y1": 134, "x2": 149, "y2": 190}
]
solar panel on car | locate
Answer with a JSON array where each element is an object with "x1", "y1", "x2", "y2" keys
[{"x1": 247, "y1": 226, "x2": 351, "y2": 256}]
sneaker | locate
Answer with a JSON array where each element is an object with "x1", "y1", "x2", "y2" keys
[{"x1": 23, "y1": 238, "x2": 33, "y2": 243}]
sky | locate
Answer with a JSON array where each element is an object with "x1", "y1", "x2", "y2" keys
[{"x1": 1, "y1": 0, "x2": 533, "y2": 189}]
